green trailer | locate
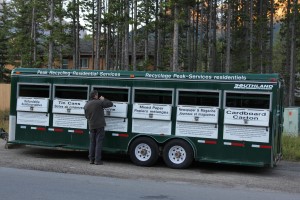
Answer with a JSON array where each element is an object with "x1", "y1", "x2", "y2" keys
[{"x1": 8, "y1": 68, "x2": 284, "y2": 168}]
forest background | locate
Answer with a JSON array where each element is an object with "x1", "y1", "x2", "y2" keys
[{"x1": 0, "y1": 0, "x2": 299, "y2": 106}]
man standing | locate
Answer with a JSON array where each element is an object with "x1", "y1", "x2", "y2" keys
[{"x1": 84, "y1": 90, "x2": 113, "y2": 165}]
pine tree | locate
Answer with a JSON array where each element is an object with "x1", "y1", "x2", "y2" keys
[{"x1": 0, "y1": 0, "x2": 11, "y2": 82}]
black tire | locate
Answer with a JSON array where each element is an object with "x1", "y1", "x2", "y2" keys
[
  {"x1": 163, "y1": 139, "x2": 194, "y2": 169},
  {"x1": 129, "y1": 137, "x2": 159, "y2": 167}
]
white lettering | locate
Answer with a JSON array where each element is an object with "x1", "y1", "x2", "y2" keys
[{"x1": 234, "y1": 84, "x2": 273, "y2": 90}]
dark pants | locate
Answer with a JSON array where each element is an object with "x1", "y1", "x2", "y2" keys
[{"x1": 89, "y1": 127, "x2": 105, "y2": 163}]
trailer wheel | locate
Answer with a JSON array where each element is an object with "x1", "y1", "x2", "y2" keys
[
  {"x1": 163, "y1": 139, "x2": 194, "y2": 169},
  {"x1": 129, "y1": 137, "x2": 159, "y2": 167}
]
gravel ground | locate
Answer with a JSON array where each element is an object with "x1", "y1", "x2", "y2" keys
[{"x1": 1, "y1": 139, "x2": 300, "y2": 194}]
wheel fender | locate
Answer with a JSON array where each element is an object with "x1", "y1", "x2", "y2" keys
[{"x1": 127, "y1": 134, "x2": 159, "y2": 153}]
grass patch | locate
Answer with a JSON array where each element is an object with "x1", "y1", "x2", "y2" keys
[{"x1": 282, "y1": 135, "x2": 300, "y2": 161}]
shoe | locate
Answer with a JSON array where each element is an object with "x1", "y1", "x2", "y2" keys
[
  {"x1": 95, "y1": 161, "x2": 103, "y2": 165},
  {"x1": 90, "y1": 160, "x2": 95, "y2": 164}
]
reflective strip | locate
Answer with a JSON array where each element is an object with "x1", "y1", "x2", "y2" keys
[
  {"x1": 48, "y1": 128, "x2": 63, "y2": 132},
  {"x1": 68, "y1": 130, "x2": 84, "y2": 134},
  {"x1": 198, "y1": 140, "x2": 217, "y2": 144},
  {"x1": 206, "y1": 140, "x2": 217, "y2": 145},
  {"x1": 224, "y1": 142, "x2": 244, "y2": 147},
  {"x1": 68, "y1": 130, "x2": 83, "y2": 134},
  {"x1": 112, "y1": 133, "x2": 128, "y2": 137},
  {"x1": 31, "y1": 127, "x2": 46, "y2": 131},
  {"x1": 260, "y1": 145, "x2": 272, "y2": 149},
  {"x1": 20, "y1": 126, "x2": 26, "y2": 129},
  {"x1": 251, "y1": 144, "x2": 272, "y2": 149},
  {"x1": 74, "y1": 130, "x2": 84, "y2": 134}
]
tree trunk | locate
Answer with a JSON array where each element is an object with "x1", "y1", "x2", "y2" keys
[
  {"x1": 225, "y1": 2, "x2": 231, "y2": 73},
  {"x1": 156, "y1": 0, "x2": 162, "y2": 70},
  {"x1": 94, "y1": 0, "x2": 102, "y2": 70},
  {"x1": 133, "y1": 0, "x2": 137, "y2": 71},
  {"x1": 124, "y1": 0, "x2": 129, "y2": 70},
  {"x1": 172, "y1": 3, "x2": 179, "y2": 72},
  {"x1": 197, "y1": 2, "x2": 204, "y2": 72},
  {"x1": 212, "y1": 0, "x2": 217, "y2": 72},
  {"x1": 288, "y1": 0, "x2": 298, "y2": 106},
  {"x1": 48, "y1": 0, "x2": 54, "y2": 69},
  {"x1": 207, "y1": 0, "x2": 213, "y2": 72},
  {"x1": 269, "y1": 0, "x2": 274, "y2": 73},
  {"x1": 194, "y1": 1, "x2": 199, "y2": 72},
  {"x1": 249, "y1": 0, "x2": 253, "y2": 72},
  {"x1": 186, "y1": 5, "x2": 192, "y2": 71},
  {"x1": 105, "y1": 1, "x2": 112, "y2": 70},
  {"x1": 259, "y1": 0, "x2": 263, "y2": 73},
  {"x1": 76, "y1": 0, "x2": 80, "y2": 69},
  {"x1": 91, "y1": 0, "x2": 95, "y2": 69},
  {"x1": 105, "y1": 24, "x2": 111, "y2": 70},
  {"x1": 144, "y1": 0, "x2": 149, "y2": 67},
  {"x1": 31, "y1": 0, "x2": 36, "y2": 63},
  {"x1": 72, "y1": 0, "x2": 80, "y2": 69}
]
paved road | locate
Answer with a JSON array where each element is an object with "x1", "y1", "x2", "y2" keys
[
  {"x1": 0, "y1": 167, "x2": 299, "y2": 200},
  {"x1": 0, "y1": 139, "x2": 300, "y2": 195}
]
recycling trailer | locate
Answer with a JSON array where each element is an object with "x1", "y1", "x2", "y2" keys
[{"x1": 8, "y1": 68, "x2": 284, "y2": 168}]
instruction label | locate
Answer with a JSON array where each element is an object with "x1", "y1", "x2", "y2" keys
[
  {"x1": 53, "y1": 114, "x2": 87, "y2": 129},
  {"x1": 17, "y1": 111, "x2": 49, "y2": 126},
  {"x1": 224, "y1": 108, "x2": 270, "y2": 126},
  {"x1": 223, "y1": 124, "x2": 269, "y2": 143},
  {"x1": 176, "y1": 106, "x2": 218, "y2": 123},
  {"x1": 132, "y1": 103, "x2": 171, "y2": 120},
  {"x1": 132, "y1": 119, "x2": 171, "y2": 135},
  {"x1": 104, "y1": 102, "x2": 128, "y2": 118},
  {"x1": 105, "y1": 117, "x2": 128, "y2": 132},
  {"x1": 175, "y1": 122, "x2": 218, "y2": 139},
  {"x1": 52, "y1": 99, "x2": 86, "y2": 114},
  {"x1": 17, "y1": 97, "x2": 49, "y2": 112}
]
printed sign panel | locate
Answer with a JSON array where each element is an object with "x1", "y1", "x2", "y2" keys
[
  {"x1": 104, "y1": 102, "x2": 128, "y2": 118},
  {"x1": 17, "y1": 111, "x2": 49, "y2": 126},
  {"x1": 52, "y1": 99, "x2": 87, "y2": 115},
  {"x1": 223, "y1": 124, "x2": 269, "y2": 143},
  {"x1": 175, "y1": 121, "x2": 218, "y2": 139},
  {"x1": 53, "y1": 114, "x2": 87, "y2": 129},
  {"x1": 132, "y1": 103, "x2": 172, "y2": 120},
  {"x1": 224, "y1": 108, "x2": 270, "y2": 126},
  {"x1": 105, "y1": 117, "x2": 128, "y2": 132},
  {"x1": 176, "y1": 106, "x2": 218, "y2": 123},
  {"x1": 17, "y1": 97, "x2": 49, "y2": 112},
  {"x1": 132, "y1": 119, "x2": 171, "y2": 135}
]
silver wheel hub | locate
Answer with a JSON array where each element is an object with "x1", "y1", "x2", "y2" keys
[
  {"x1": 168, "y1": 145, "x2": 186, "y2": 164},
  {"x1": 135, "y1": 143, "x2": 152, "y2": 161}
]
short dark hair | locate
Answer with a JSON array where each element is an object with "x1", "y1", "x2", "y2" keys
[{"x1": 89, "y1": 90, "x2": 98, "y2": 99}]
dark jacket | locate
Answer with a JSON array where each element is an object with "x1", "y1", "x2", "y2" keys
[{"x1": 84, "y1": 98, "x2": 113, "y2": 129}]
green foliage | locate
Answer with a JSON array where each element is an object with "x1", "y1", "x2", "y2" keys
[
  {"x1": 0, "y1": 0, "x2": 298, "y2": 79},
  {"x1": 0, "y1": 0, "x2": 10, "y2": 82},
  {"x1": 0, "y1": 0, "x2": 74, "y2": 69}
]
